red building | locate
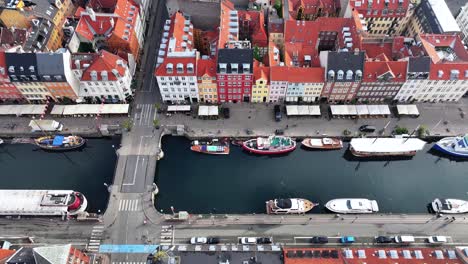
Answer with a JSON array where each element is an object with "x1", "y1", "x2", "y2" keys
[
  {"x1": 0, "y1": 51, "x2": 23, "y2": 102},
  {"x1": 217, "y1": 49, "x2": 254, "y2": 103}
]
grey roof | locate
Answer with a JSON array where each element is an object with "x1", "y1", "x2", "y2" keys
[
  {"x1": 327, "y1": 51, "x2": 365, "y2": 82},
  {"x1": 5, "y1": 52, "x2": 38, "y2": 80},
  {"x1": 408, "y1": 57, "x2": 431, "y2": 72},
  {"x1": 6, "y1": 247, "x2": 35, "y2": 264},
  {"x1": 33, "y1": 244, "x2": 71, "y2": 264},
  {"x1": 23, "y1": 18, "x2": 53, "y2": 52},
  {"x1": 36, "y1": 53, "x2": 65, "y2": 77},
  {"x1": 416, "y1": 0, "x2": 460, "y2": 34},
  {"x1": 217, "y1": 49, "x2": 253, "y2": 74}
]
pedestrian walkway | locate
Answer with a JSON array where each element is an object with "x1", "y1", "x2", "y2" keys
[
  {"x1": 134, "y1": 104, "x2": 155, "y2": 127},
  {"x1": 160, "y1": 225, "x2": 174, "y2": 246},
  {"x1": 87, "y1": 225, "x2": 104, "y2": 253},
  {"x1": 118, "y1": 199, "x2": 139, "y2": 211}
]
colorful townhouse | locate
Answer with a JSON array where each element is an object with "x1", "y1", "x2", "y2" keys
[
  {"x1": 0, "y1": 51, "x2": 23, "y2": 102},
  {"x1": 197, "y1": 58, "x2": 218, "y2": 103},
  {"x1": 269, "y1": 66, "x2": 288, "y2": 102},
  {"x1": 251, "y1": 64, "x2": 269, "y2": 102},
  {"x1": 72, "y1": 50, "x2": 133, "y2": 103},
  {"x1": 155, "y1": 12, "x2": 199, "y2": 104},
  {"x1": 286, "y1": 67, "x2": 325, "y2": 102}
]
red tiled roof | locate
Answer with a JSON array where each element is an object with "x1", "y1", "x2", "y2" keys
[
  {"x1": 76, "y1": 14, "x2": 116, "y2": 42},
  {"x1": 197, "y1": 58, "x2": 216, "y2": 77},
  {"x1": 363, "y1": 60, "x2": 407, "y2": 82},
  {"x1": 88, "y1": 0, "x2": 117, "y2": 10},
  {"x1": 155, "y1": 57, "x2": 197, "y2": 77},
  {"x1": 268, "y1": 41, "x2": 282, "y2": 67},
  {"x1": 288, "y1": 67, "x2": 324, "y2": 82},
  {"x1": 362, "y1": 42, "x2": 393, "y2": 59},
  {"x1": 349, "y1": 0, "x2": 409, "y2": 18},
  {"x1": 271, "y1": 66, "x2": 289, "y2": 81},
  {"x1": 218, "y1": 0, "x2": 237, "y2": 49},
  {"x1": 0, "y1": 249, "x2": 15, "y2": 263},
  {"x1": 269, "y1": 20, "x2": 284, "y2": 34},
  {"x1": 164, "y1": 11, "x2": 194, "y2": 53},
  {"x1": 429, "y1": 63, "x2": 468, "y2": 80},
  {"x1": 287, "y1": 0, "x2": 338, "y2": 20},
  {"x1": 284, "y1": 248, "x2": 463, "y2": 264},
  {"x1": 254, "y1": 65, "x2": 270, "y2": 83},
  {"x1": 419, "y1": 34, "x2": 468, "y2": 64},
  {"x1": 238, "y1": 11, "x2": 268, "y2": 47},
  {"x1": 81, "y1": 50, "x2": 127, "y2": 81}
]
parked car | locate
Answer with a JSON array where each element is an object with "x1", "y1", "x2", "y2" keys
[
  {"x1": 311, "y1": 236, "x2": 329, "y2": 244},
  {"x1": 375, "y1": 236, "x2": 393, "y2": 243},
  {"x1": 427, "y1": 236, "x2": 447, "y2": 244},
  {"x1": 190, "y1": 237, "x2": 208, "y2": 244},
  {"x1": 340, "y1": 236, "x2": 355, "y2": 243},
  {"x1": 207, "y1": 237, "x2": 220, "y2": 244},
  {"x1": 257, "y1": 237, "x2": 273, "y2": 244},
  {"x1": 275, "y1": 129, "x2": 284, "y2": 135},
  {"x1": 359, "y1": 125, "x2": 376, "y2": 133},
  {"x1": 239, "y1": 237, "x2": 257, "y2": 244},
  {"x1": 222, "y1": 107, "x2": 230, "y2": 119},
  {"x1": 394, "y1": 235, "x2": 415, "y2": 244},
  {"x1": 274, "y1": 105, "x2": 282, "y2": 122}
]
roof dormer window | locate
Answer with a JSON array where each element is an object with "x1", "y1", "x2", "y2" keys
[
  {"x1": 337, "y1": 70, "x2": 344, "y2": 80},
  {"x1": 438, "y1": 70, "x2": 444, "y2": 78},
  {"x1": 176, "y1": 63, "x2": 184, "y2": 74},
  {"x1": 101, "y1": 71, "x2": 108, "y2": 81},
  {"x1": 346, "y1": 70, "x2": 353, "y2": 80},
  {"x1": 355, "y1": 70, "x2": 362, "y2": 81},
  {"x1": 243, "y1": 63, "x2": 250, "y2": 74},
  {"x1": 166, "y1": 63, "x2": 173, "y2": 74},
  {"x1": 327, "y1": 70, "x2": 335, "y2": 81},
  {"x1": 90, "y1": 70, "x2": 97, "y2": 81},
  {"x1": 219, "y1": 63, "x2": 227, "y2": 74},
  {"x1": 8, "y1": 66, "x2": 14, "y2": 73},
  {"x1": 231, "y1": 63, "x2": 238, "y2": 74},
  {"x1": 450, "y1": 69, "x2": 459, "y2": 80},
  {"x1": 187, "y1": 63, "x2": 194, "y2": 74}
]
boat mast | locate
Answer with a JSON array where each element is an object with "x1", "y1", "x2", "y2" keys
[{"x1": 404, "y1": 125, "x2": 420, "y2": 143}]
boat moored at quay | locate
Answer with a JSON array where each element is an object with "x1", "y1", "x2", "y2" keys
[
  {"x1": 35, "y1": 135, "x2": 86, "y2": 151},
  {"x1": 242, "y1": 135, "x2": 296, "y2": 155},
  {"x1": 266, "y1": 198, "x2": 317, "y2": 214},
  {"x1": 301, "y1": 138, "x2": 343, "y2": 150},
  {"x1": 432, "y1": 135, "x2": 468, "y2": 158},
  {"x1": 0, "y1": 190, "x2": 88, "y2": 217},
  {"x1": 349, "y1": 137, "x2": 426, "y2": 157},
  {"x1": 431, "y1": 198, "x2": 468, "y2": 214},
  {"x1": 190, "y1": 139, "x2": 230, "y2": 155},
  {"x1": 325, "y1": 198, "x2": 379, "y2": 214}
]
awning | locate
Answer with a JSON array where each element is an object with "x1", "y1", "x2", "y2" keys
[
  {"x1": 286, "y1": 105, "x2": 321, "y2": 116},
  {"x1": 367, "y1": 105, "x2": 380, "y2": 115},
  {"x1": 397, "y1": 105, "x2": 419, "y2": 116},
  {"x1": 286, "y1": 105, "x2": 299, "y2": 116},
  {"x1": 167, "y1": 105, "x2": 191, "y2": 112},
  {"x1": 50, "y1": 105, "x2": 65, "y2": 115},
  {"x1": 346, "y1": 105, "x2": 357, "y2": 115},
  {"x1": 356, "y1": 105, "x2": 369, "y2": 115},
  {"x1": 0, "y1": 105, "x2": 46, "y2": 116},
  {"x1": 308, "y1": 105, "x2": 321, "y2": 116},
  {"x1": 57, "y1": 104, "x2": 129, "y2": 116},
  {"x1": 208, "y1": 106, "x2": 218, "y2": 116},
  {"x1": 378, "y1": 105, "x2": 391, "y2": 115},
  {"x1": 198, "y1": 106, "x2": 209, "y2": 116}
]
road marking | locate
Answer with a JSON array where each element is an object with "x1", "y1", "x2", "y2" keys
[
  {"x1": 118, "y1": 199, "x2": 140, "y2": 211},
  {"x1": 123, "y1": 136, "x2": 144, "y2": 186},
  {"x1": 87, "y1": 225, "x2": 105, "y2": 253}
]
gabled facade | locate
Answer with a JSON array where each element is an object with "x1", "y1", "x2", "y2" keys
[
  {"x1": 269, "y1": 66, "x2": 288, "y2": 102},
  {"x1": 286, "y1": 67, "x2": 325, "y2": 102},
  {"x1": 0, "y1": 50, "x2": 22, "y2": 102},
  {"x1": 197, "y1": 58, "x2": 217, "y2": 103},
  {"x1": 73, "y1": 50, "x2": 133, "y2": 103},
  {"x1": 251, "y1": 64, "x2": 269, "y2": 102}
]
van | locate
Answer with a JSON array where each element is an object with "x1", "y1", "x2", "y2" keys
[
  {"x1": 274, "y1": 105, "x2": 282, "y2": 122},
  {"x1": 394, "y1": 235, "x2": 415, "y2": 244}
]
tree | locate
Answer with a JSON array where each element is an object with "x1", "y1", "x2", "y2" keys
[
  {"x1": 273, "y1": 0, "x2": 282, "y2": 18},
  {"x1": 253, "y1": 46, "x2": 262, "y2": 62},
  {"x1": 121, "y1": 119, "x2": 133, "y2": 132},
  {"x1": 417, "y1": 125, "x2": 428, "y2": 138},
  {"x1": 153, "y1": 118, "x2": 160, "y2": 129},
  {"x1": 343, "y1": 129, "x2": 351, "y2": 136},
  {"x1": 393, "y1": 125, "x2": 408, "y2": 135}
]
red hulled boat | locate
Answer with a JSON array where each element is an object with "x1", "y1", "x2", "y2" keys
[{"x1": 242, "y1": 135, "x2": 296, "y2": 155}]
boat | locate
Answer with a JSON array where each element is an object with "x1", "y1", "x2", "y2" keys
[
  {"x1": 325, "y1": 198, "x2": 379, "y2": 214},
  {"x1": 0, "y1": 138, "x2": 3, "y2": 145},
  {"x1": 266, "y1": 198, "x2": 317, "y2": 214},
  {"x1": 431, "y1": 198, "x2": 468, "y2": 214},
  {"x1": 301, "y1": 137, "x2": 343, "y2": 150},
  {"x1": 35, "y1": 135, "x2": 86, "y2": 151},
  {"x1": 349, "y1": 137, "x2": 426, "y2": 157},
  {"x1": 0, "y1": 190, "x2": 88, "y2": 217},
  {"x1": 190, "y1": 139, "x2": 229, "y2": 155},
  {"x1": 432, "y1": 135, "x2": 468, "y2": 158},
  {"x1": 242, "y1": 135, "x2": 296, "y2": 155}
]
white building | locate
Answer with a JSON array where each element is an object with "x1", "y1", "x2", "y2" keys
[
  {"x1": 72, "y1": 51, "x2": 133, "y2": 103},
  {"x1": 456, "y1": 2, "x2": 468, "y2": 45},
  {"x1": 268, "y1": 67, "x2": 288, "y2": 102}
]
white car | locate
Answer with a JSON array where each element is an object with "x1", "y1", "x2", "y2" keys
[
  {"x1": 190, "y1": 237, "x2": 208, "y2": 244},
  {"x1": 239, "y1": 237, "x2": 257, "y2": 244},
  {"x1": 427, "y1": 236, "x2": 448, "y2": 244}
]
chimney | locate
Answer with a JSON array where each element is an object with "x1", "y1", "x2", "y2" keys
[{"x1": 86, "y1": 7, "x2": 96, "y2": 22}]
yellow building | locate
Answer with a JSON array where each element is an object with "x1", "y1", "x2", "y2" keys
[
  {"x1": 15, "y1": 82, "x2": 52, "y2": 103},
  {"x1": 197, "y1": 59, "x2": 218, "y2": 103},
  {"x1": 251, "y1": 65, "x2": 270, "y2": 103}
]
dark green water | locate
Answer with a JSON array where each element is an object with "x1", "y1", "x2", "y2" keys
[
  {"x1": 155, "y1": 136, "x2": 468, "y2": 214},
  {"x1": 0, "y1": 137, "x2": 119, "y2": 212}
]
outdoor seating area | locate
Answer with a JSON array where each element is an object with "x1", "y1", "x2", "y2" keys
[
  {"x1": 50, "y1": 104, "x2": 129, "y2": 117},
  {"x1": 396, "y1": 105, "x2": 420, "y2": 117},
  {"x1": 198, "y1": 105, "x2": 219, "y2": 119},
  {"x1": 286, "y1": 105, "x2": 321, "y2": 116},
  {"x1": 330, "y1": 105, "x2": 391, "y2": 118},
  {"x1": 0, "y1": 105, "x2": 46, "y2": 117},
  {"x1": 167, "y1": 105, "x2": 191, "y2": 113}
]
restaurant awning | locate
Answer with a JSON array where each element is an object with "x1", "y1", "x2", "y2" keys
[
  {"x1": 167, "y1": 105, "x2": 191, "y2": 112},
  {"x1": 208, "y1": 106, "x2": 218, "y2": 116},
  {"x1": 198, "y1": 106, "x2": 209, "y2": 116},
  {"x1": 0, "y1": 105, "x2": 46, "y2": 116},
  {"x1": 286, "y1": 105, "x2": 321, "y2": 116},
  {"x1": 378, "y1": 105, "x2": 391, "y2": 115},
  {"x1": 57, "y1": 104, "x2": 129, "y2": 116},
  {"x1": 356, "y1": 105, "x2": 369, "y2": 115},
  {"x1": 397, "y1": 104, "x2": 419, "y2": 116},
  {"x1": 286, "y1": 105, "x2": 299, "y2": 116}
]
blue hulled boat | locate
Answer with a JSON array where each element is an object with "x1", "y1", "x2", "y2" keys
[{"x1": 432, "y1": 135, "x2": 468, "y2": 158}]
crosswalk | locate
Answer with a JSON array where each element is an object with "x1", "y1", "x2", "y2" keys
[
  {"x1": 87, "y1": 225, "x2": 104, "y2": 253},
  {"x1": 118, "y1": 199, "x2": 139, "y2": 211},
  {"x1": 160, "y1": 225, "x2": 174, "y2": 246}
]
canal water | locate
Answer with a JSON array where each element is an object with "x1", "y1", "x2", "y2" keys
[
  {"x1": 155, "y1": 136, "x2": 468, "y2": 214},
  {"x1": 0, "y1": 137, "x2": 119, "y2": 213}
]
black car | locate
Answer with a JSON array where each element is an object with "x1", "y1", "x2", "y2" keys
[
  {"x1": 311, "y1": 236, "x2": 328, "y2": 244},
  {"x1": 257, "y1": 237, "x2": 273, "y2": 244},
  {"x1": 146, "y1": 254, "x2": 154, "y2": 264},
  {"x1": 375, "y1": 236, "x2": 393, "y2": 243},
  {"x1": 207, "y1": 237, "x2": 220, "y2": 244},
  {"x1": 359, "y1": 125, "x2": 376, "y2": 133},
  {"x1": 222, "y1": 107, "x2": 230, "y2": 119},
  {"x1": 274, "y1": 105, "x2": 282, "y2": 122}
]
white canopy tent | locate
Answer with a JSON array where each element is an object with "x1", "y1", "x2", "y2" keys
[
  {"x1": 208, "y1": 106, "x2": 218, "y2": 116},
  {"x1": 286, "y1": 105, "x2": 321, "y2": 116},
  {"x1": 167, "y1": 105, "x2": 191, "y2": 112},
  {"x1": 0, "y1": 105, "x2": 46, "y2": 116},
  {"x1": 356, "y1": 105, "x2": 369, "y2": 116},
  {"x1": 378, "y1": 105, "x2": 391, "y2": 115},
  {"x1": 397, "y1": 105, "x2": 419, "y2": 116},
  {"x1": 56, "y1": 104, "x2": 129, "y2": 116},
  {"x1": 286, "y1": 105, "x2": 299, "y2": 116}
]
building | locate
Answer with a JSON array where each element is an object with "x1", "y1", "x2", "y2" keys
[
  {"x1": 286, "y1": 0, "x2": 338, "y2": 21},
  {"x1": 251, "y1": 64, "x2": 269, "y2": 102},
  {"x1": 23, "y1": 18, "x2": 61, "y2": 52},
  {"x1": 321, "y1": 51, "x2": 365, "y2": 103},
  {"x1": 6, "y1": 245, "x2": 89, "y2": 264},
  {"x1": 73, "y1": 50, "x2": 133, "y2": 103},
  {"x1": 456, "y1": 2, "x2": 468, "y2": 44},
  {"x1": 0, "y1": 51, "x2": 23, "y2": 102},
  {"x1": 73, "y1": 0, "x2": 144, "y2": 61},
  {"x1": 238, "y1": 11, "x2": 268, "y2": 56},
  {"x1": 155, "y1": 12, "x2": 199, "y2": 104},
  {"x1": 0, "y1": 249, "x2": 15, "y2": 264},
  {"x1": 217, "y1": 48, "x2": 254, "y2": 103},
  {"x1": 268, "y1": 18, "x2": 284, "y2": 48},
  {"x1": 269, "y1": 66, "x2": 288, "y2": 102},
  {"x1": 395, "y1": 34, "x2": 468, "y2": 102},
  {"x1": 36, "y1": 50, "x2": 80, "y2": 101},
  {"x1": 286, "y1": 67, "x2": 325, "y2": 102},
  {"x1": 197, "y1": 57, "x2": 217, "y2": 103},
  {"x1": 405, "y1": 0, "x2": 461, "y2": 37},
  {"x1": 347, "y1": 0, "x2": 411, "y2": 36},
  {"x1": 0, "y1": 27, "x2": 27, "y2": 49}
]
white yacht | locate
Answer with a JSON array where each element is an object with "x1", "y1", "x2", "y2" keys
[
  {"x1": 265, "y1": 198, "x2": 317, "y2": 214},
  {"x1": 325, "y1": 198, "x2": 379, "y2": 214},
  {"x1": 431, "y1": 198, "x2": 468, "y2": 214},
  {"x1": 0, "y1": 138, "x2": 3, "y2": 145}
]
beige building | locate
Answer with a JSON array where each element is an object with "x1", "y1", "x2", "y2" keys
[{"x1": 197, "y1": 58, "x2": 218, "y2": 103}]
